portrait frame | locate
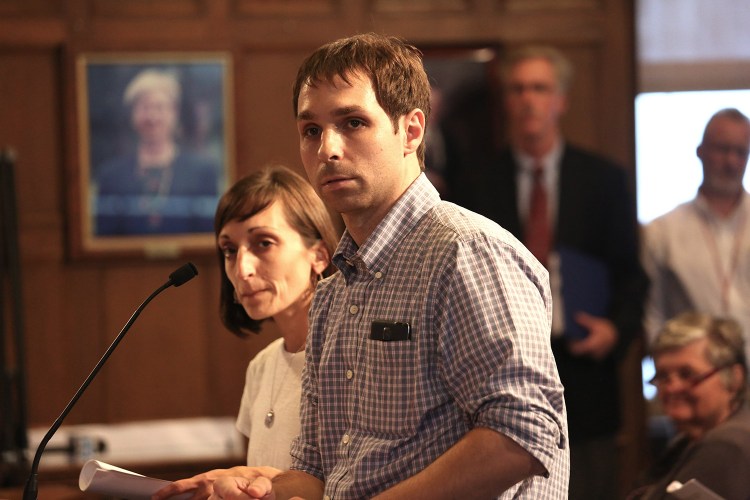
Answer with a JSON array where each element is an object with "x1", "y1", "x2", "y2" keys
[
  {"x1": 69, "y1": 52, "x2": 234, "y2": 260},
  {"x1": 420, "y1": 44, "x2": 504, "y2": 200}
]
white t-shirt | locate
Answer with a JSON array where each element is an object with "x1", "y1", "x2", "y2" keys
[{"x1": 236, "y1": 337, "x2": 304, "y2": 469}]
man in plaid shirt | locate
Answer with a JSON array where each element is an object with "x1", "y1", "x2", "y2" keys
[{"x1": 210, "y1": 32, "x2": 569, "y2": 500}]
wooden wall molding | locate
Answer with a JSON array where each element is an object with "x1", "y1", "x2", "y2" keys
[
  {"x1": 0, "y1": 0, "x2": 63, "y2": 17},
  {"x1": 231, "y1": 0, "x2": 336, "y2": 16},
  {"x1": 89, "y1": 0, "x2": 208, "y2": 19},
  {"x1": 371, "y1": 0, "x2": 471, "y2": 14},
  {"x1": 501, "y1": 0, "x2": 602, "y2": 10}
]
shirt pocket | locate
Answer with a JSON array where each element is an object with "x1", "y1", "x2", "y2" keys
[{"x1": 355, "y1": 338, "x2": 420, "y2": 436}]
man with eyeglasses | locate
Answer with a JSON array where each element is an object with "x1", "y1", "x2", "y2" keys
[
  {"x1": 447, "y1": 45, "x2": 648, "y2": 500},
  {"x1": 643, "y1": 108, "x2": 750, "y2": 367},
  {"x1": 629, "y1": 312, "x2": 750, "y2": 499}
]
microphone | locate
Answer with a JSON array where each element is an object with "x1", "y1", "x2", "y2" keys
[{"x1": 22, "y1": 262, "x2": 198, "y2": 500}]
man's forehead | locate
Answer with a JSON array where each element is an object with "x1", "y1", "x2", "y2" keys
[{"x1": 297, "y1": 74, "x2": 376, "y2": 117}]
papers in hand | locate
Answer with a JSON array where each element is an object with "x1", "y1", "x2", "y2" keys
[
  {"x1": 666, "y1": 479, "x2": 726, "y2": 500},
  {"x1": 79, "y1": 459, "x2": 192, "y2": 500}
]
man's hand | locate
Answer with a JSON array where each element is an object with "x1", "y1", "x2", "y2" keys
[
  {"x1": 152, "y1": 466, "x2": 282, "y2": 500},
  {"x1": 567, "y1": 312, "x2": 618, "y2": 360},
  {"x1": 208, "y1": 476, "x2": 276, "y2": 500}
]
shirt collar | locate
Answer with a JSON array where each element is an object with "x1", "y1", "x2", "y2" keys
[
  {"x1": 693, "y1": 189, "x2": 750, "y2": 225},
  {"x1": 515, "y1": 139, "x2": 564, "y2": 179},
  {"x1": 333, "y1": 173, "x2": 440, "y2": 275}
]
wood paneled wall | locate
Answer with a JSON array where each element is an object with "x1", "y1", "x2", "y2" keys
[{"x1": 0, "y1": 0, "x2": 642, "y2": 485}]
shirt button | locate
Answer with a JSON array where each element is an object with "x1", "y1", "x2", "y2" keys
[
  {"x1": 349, "y1": 305, "x2": 359, "y2": 314},
  {"x1": 374, "y1": 271, "x2": 383, "y2": 279},
  {"x1": 346, "y1": 369, "x2": 353, "y2": 380},
  {"x1": 342, "y1": 434, "x2": 350, "y2": 445}
]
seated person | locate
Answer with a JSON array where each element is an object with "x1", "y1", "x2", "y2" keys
[{"x1": 629, "y1": 311, "x2": 750, "y2": 499}]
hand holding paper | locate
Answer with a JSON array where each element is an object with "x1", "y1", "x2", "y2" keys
[
  {"x1": 79, "y1": 459, "x2": 192, "y2": 500},
  {"x1": 666, "y1": 479, "x2": 725, "y2": 500}
]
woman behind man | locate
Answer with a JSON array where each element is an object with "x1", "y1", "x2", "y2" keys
[
  {"x1": 631, "y1": 311, "x2": 750, "y2": 499},
  {"x1": 153, "y1": 164, "x2": 338, "y2": 499}
]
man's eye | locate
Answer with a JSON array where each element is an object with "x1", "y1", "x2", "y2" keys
[
  {"x1": 303, "y1": 126, "x2": 320, "y2": 137},
  {"x1": 348, "y1": 119, "x2": 364, "y2": 128},
  {"x1": 677, "y1": 369, "x2": 698, "y2": 381},
  {"x1": 533, "y1": 84, "x2": 551, "y2": 93}
]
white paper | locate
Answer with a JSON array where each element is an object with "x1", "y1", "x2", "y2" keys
[
  {"x1": 79, "y1": 459, "x2": 192, "y2": 500},
  {"x1": 666, "y1": 479, "x2": 726, "y2": 500}
]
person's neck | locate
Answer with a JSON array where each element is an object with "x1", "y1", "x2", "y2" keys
[
  {"x1": 342, "y1": 169, "x2": 421, "y2": 246},
  {"x1": 680, "y1": 404, "x2": 738, "y2": 441},
  {"x1": 273, "y1": 291, "x2": 311, "y2": 353},
  {"x1": 512, "y1": 130, "x2": 559, "y2": 161},
  {"x1": 699, "y1": 186, "x2": 744, "y2": 219}
]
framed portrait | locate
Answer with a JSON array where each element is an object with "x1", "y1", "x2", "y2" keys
[
  {"x1": 421, "y1": 45, "x2": 504, "y2": 200},
  {"x1": 69, "y1": 52, "x2": 234, "y2": 259}
]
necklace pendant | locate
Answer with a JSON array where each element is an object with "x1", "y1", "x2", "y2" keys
[{"x1": 265, "y1": 410, "x2": 275, "y2": 427}]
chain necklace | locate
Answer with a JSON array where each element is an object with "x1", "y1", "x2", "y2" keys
[{"x1": 265, "y1": 341, "x2": 305, "y2": 428}]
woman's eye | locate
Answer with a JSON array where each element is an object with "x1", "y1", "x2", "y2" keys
[{"x1": 221, "y1": 247, "x2": 236, "y2": 258}]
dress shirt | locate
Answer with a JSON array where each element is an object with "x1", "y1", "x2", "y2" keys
[
  {"x1": 643, "y1": 192, "x2": 750, "y2": 361},
  {"x1": 514, "y1": 142, "x2": 566, "y2": 335},
  {"x1": 514, "y1": 140, "x2": 563, "y2": 228},
  {"x1": 290, "y1": 173, "x2": 569, "y2": 499}
]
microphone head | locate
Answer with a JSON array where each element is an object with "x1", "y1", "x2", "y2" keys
[{"x1": 169, "y1": 262, "x2": 198, "y2": 287}]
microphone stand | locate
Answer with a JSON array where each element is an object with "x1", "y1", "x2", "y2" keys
[{"x1": 22, "y1": 263, "x2": 197, "y2": 499}]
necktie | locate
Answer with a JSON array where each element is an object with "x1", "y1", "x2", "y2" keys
[{"x1": 524, "y1": 164, "x2": 551, "y2": 266}]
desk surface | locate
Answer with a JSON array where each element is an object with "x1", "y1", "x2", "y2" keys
[
  {"x1": 0, "y1": 485, "x2": 104, "y2": 500},
  {"x1": 7, "y1": 417, "x2": 246, "y2": 499},
  {"x1": 1, "y1": 455, "x2": 242, "y2": 500}
]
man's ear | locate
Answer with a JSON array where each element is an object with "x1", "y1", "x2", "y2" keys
[
  {"x1": 310, "y1": 240, "x2": 330, "y2": 276},
  {"x1": 730, "y1": 363, "x2": 746, "y2": 393},
  {"x1": 697, "y1": 143, "x2": 705, "y2": 162},
  {"x1": 402, "y1": 108, "x2": 426, "y2": 156}
]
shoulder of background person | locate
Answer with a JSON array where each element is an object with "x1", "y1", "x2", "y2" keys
[{"x1": 562, "y1": 142, "x2": 629, "y2": 175}]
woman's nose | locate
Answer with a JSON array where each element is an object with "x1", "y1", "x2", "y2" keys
[{"x1": 236, "y1": 247, "x2": 256, "y2": 277}]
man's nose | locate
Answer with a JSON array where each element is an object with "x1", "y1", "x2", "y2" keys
[{"x1": 318, "y1": 128, "x2": 343, "y2": 161}]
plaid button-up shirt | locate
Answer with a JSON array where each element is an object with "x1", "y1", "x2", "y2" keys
[{"x1": 291, "y1": 174, "x2": 569, "y2": 499}]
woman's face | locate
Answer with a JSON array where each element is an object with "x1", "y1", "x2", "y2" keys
[
  {"x1": 218, "y1": 200, "x2": 327, "y2": 322},
  {"x1": 654, "y1": 338, "x2": 737, "y2": 434},
  {"x1": 131, "y1": 89, "x2": 178, "y2": 145}
]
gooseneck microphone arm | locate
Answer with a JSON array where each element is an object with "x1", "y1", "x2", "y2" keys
[{"x1": 22, "y1": 262, "x2": 198, "y2": 500}]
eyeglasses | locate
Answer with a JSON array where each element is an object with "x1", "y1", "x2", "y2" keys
[
  {"x1": 704, "y1": 142, "x2": 750, "y2": 160},
  {"x1": 648, "y1": 364, "x2": 732, "y2": 389}
]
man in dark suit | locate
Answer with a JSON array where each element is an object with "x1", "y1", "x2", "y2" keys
[{"x1": 448, "y1": 45, "x2": 647, "y2": 500}]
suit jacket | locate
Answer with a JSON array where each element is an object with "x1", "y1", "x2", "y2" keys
[{"x1": 448, "y1": 143, "x2": 648, "y2": 442}]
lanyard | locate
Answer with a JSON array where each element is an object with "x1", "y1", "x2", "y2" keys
[{"x1": 699, "y1": 207, "x2": 747, "y2": 314}]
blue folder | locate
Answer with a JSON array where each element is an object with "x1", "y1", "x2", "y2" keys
[{"x1": 557, "y1": 246, "x2": 611, "y2": 340}]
